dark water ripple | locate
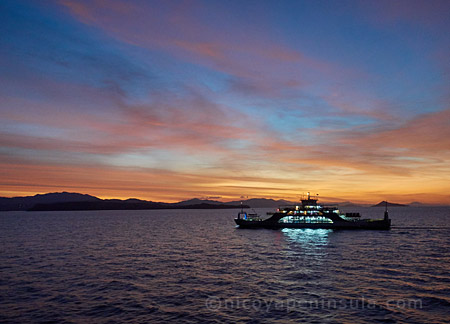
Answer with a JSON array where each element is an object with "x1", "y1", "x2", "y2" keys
[{"x1": 1, "y1": 207, "x2": 449, "y2": 323}]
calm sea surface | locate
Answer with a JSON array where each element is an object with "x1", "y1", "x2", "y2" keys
[{"x1": 1, "y1": 207, "x2": 449, "y2": 323}]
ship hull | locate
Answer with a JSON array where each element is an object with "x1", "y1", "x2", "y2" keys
[{"x1": 234, "y1": 218, "x2": 391, "y2": 230}]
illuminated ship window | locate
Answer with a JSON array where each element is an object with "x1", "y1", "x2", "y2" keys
[{"x1": 279, "y1": 216, "x2": 333, "y2": 223}]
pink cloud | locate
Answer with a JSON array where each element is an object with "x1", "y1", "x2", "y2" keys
[
  {"x1": 58, "y1": 0, "x2": 363, "y2": 101},
  {"x1": 0, "y1": 80, "x2": 263, "y2": 157}
]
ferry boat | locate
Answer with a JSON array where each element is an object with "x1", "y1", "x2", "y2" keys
[{"x1": 235, "y1": 193, "x2": 391, "y2": 230}]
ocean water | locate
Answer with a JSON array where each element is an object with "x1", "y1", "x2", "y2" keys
[{"x1": 0, "y1": 207, "x2": 449, "y2": 323}]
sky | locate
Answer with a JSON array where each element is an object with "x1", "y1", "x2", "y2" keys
[{"x1": 1, "y1": 0, "x2": 450, "y2": 204}]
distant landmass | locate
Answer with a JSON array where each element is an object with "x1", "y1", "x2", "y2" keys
[
  {"x1": 371, "y1": 201, "x2": 408, "y2": 207},
  {"x1": 0, "y1": 194, "x2": 301, "y2": 211},
  {"x1": 0, "y1": 192, "x2": 246, "y2": 212},
  {"x1": 173, "y1": 198, "x2": 224, "y2": 206},
  {"x1": 332, "y1": 201, "x2": 364, "y2": 208},
  {"x1": 408, "y1": 201, "x2": 427, "y2": 207},
  {"x1": 225, "y1": 198, "x2": 297, "y2": 208},
  {"x1": 0, "y1": 192, "x2": 432, "y2": 212},
  {"x1": 0, "y1": 192, "x2": 100, "y2": 211}
]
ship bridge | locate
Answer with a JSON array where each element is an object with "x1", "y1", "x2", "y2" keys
[{"x1": 301, "y1": 192, "x2": 319, "y2": 208}]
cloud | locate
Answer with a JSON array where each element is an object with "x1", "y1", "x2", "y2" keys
[
  {"x1": 59, "y1": 0, "x2": 418, "y2": 127},
  {"x1": 58, "y1": 0, "x2": 346, "y2": 100},
  {"x1": 342, "y1": 108, "x2": 450, "y2": 154},
  {"x1": 0, "y1": 0, "x2": 154, "y2": 106},
  {"x1": 0, "y1": 157, "x2": 315, "y2": 202},
  {"x1": 0, "y1": 78, "x2": 263, "y2": 159}
]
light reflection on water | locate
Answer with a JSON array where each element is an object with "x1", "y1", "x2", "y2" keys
[
  {"x1": 282, "y1": 228, "x2": 332, "y2": 245},
  {"x1": 282, "y1": 228, "x2": 331, "y2": 257}
]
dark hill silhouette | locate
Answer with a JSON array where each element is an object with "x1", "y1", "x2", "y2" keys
[
  {"x1": 333, "y1": 201, "x2": 364, "y2": 207},
  {"x1": 371, "y1": 201, "x2": 408, "y2": 207},
  {"x1": 175, "y1": 198, "x2": 298, "y2": 208},
  {"x1": 225, "y1": 198, "x2": 296, "y2": 208},
  {"x1": 174, "y1": 198, "x2": 223, "y2": 206},
  {"x1": 0, "y1": 192, "x2": 245, "y2": 211},
  {"x1": 0, "y1": 192, "x2": 100, "y2": 211},
  {"x1": 409, "y1": 201, "x2": 429, "y2": 207}
]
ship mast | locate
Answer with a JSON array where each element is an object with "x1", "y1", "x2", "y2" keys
[{"x1": 384, "y1": 201, "x2": 389, "y2": 220}]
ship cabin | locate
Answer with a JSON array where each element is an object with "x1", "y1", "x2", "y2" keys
[
  {"x1": 277, "y1": 192, "x2": 339, "y2": 224},
  {"x1": 237, "y1": 210, "x2": 262, "y2": 221}
]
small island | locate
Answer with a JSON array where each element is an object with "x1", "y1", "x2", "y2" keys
[{"x1": 371, "y1": 201, "x2": 408, "y2": 207}]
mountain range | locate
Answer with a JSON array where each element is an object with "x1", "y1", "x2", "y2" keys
[
  {"x1": 0, "y1": 193, "x2": 304, "y2": 211},
  {"x1": 0, "y1": 192, "x2": 245, "y2": 211},
  {"x1": 0, "y1": 192, "x2": 431, "y2": 212}
]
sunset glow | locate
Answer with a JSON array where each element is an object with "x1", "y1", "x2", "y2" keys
[{"x1": 1, "y1": 0, "x2": 450, "y2": 204}]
